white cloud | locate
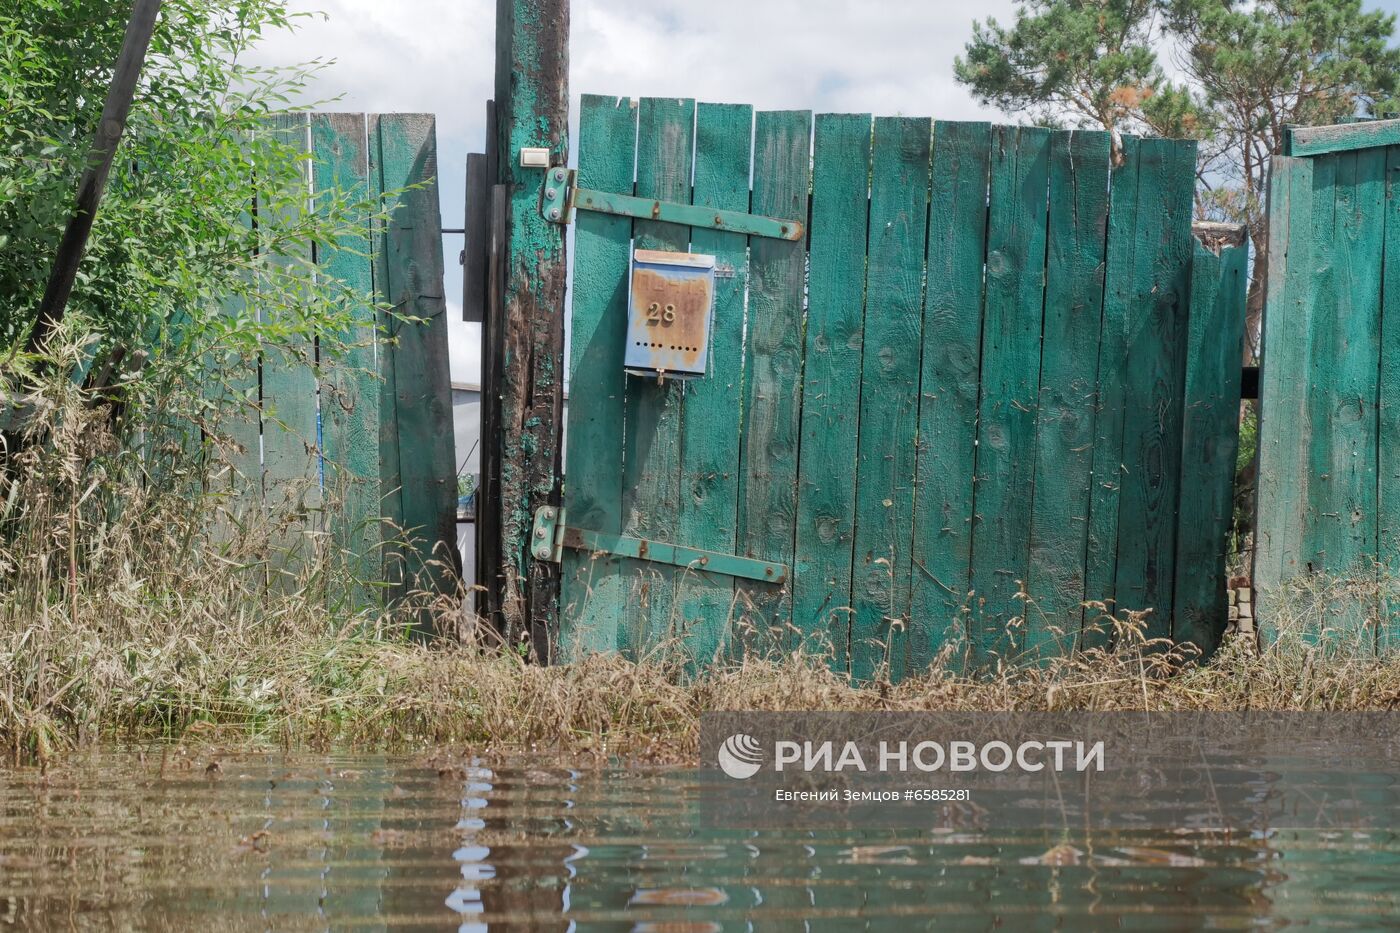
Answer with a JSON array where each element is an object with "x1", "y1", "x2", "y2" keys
[
  {"x1": 572, "y1": 0, "x2": 1013, "y2": 119},
  {"x1": 246, "y1": 0, "x2": 1015, "y2": 385}
]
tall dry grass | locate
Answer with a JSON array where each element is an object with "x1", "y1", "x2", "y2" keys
[{"x1": 4, "y1": 378, "x2": 1400, "y2": 768}]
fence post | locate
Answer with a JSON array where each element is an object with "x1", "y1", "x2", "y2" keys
[
  {"x1": 492, "y1": 0, "x2": 569, "y2": 658},
  {"x1": 26, "y1": 0, "x2": 163, "y2": 355}
]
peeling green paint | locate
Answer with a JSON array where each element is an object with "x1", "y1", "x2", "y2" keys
[{"x1": 490, "y1": 0, "x2": 569, "y2": 655}]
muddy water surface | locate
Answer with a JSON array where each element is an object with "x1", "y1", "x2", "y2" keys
[{"x1": 1, "y1": 750, "x2": 1398, "y2": 929}]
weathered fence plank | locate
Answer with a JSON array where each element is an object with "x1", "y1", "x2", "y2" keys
[
  {"x1": 909, "y1": 121, "x2": 991, "y2": 671},
  {"x1": 621, "y1": 97, "x2": 695, "y2": 651},
  {"x1": 1325, "y1": 150, "x2": 1384, "y2": 578},
  {"x1": 369, "y1": 119, "x2": 404, "y2": 593},
  {"x1": 1255, "y1": 155, "x2": 1315, "y2": 633},
  {"x1": 970, "y1": 126, "x2": 1051, "y2": 665},
  {"x1": 1381, "y1": 144, "x2": 1400, "y2": 650},
  {"x1": 1112, "y1": 138, "x2": 1196, "y2": 639},
  {"x1": 1284, "y1": 118, "x2": 1400, "y2": 158},
  {"x1": 312, "y1": 113, "x2": 381, "y2": 604},
  {"x1": 674, "y1": 101, "x2": 753, "y2": 666},
  {"x1": 1310, "y1": 149, "x2": 1384, "y2": 646},
  {"x1": 1025, "y1": 129, "x2": 1111, "y2": 659},
  {"x1": 849, "y1": 116, "x2": 932, "y2": 682},
  {"x1": 260, "y1": 113, "x2": 320, "y2": 586},
  {"x1": 735, "y1": 110, "x2": 812, "y2": 640},
  {"x1": 1173, "y1": 242, "x2": 1246, "y2": 653},
  {"x1": 206, "y1": 130, "x2": 261, "y2": 527},
  {"x1": 372, "y1": 114, "x2": 458, "y2": 611},
  {"x1": 793, "y1": 112, "x2": 873, "y2": 664},
  {"x1": 1082, "y1": 135, "x2": 1141, "y2": 647},
  {"x1": 558, "y1": 95, "x2": 637, "y2": 658},
  {"x1": 1299, "y1": 153, "x2": 1340, "y2": 577}
]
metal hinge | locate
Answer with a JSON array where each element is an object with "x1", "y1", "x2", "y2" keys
[
  {"x1": 531, "y1": 506, "x2": 788, "y2": 584},
  {"x1": 539, "y1": 168, "x2": 805, "y2": 242}
]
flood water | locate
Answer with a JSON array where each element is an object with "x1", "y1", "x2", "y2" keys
[{"x1": 2, "y1": 749, "x2": 1398, "y2": 929}]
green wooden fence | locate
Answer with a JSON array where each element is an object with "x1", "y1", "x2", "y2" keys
[
  {"x1": 205, "y1": 112, "x2": 457, "y2": 608},
  {"x1": 1256, "y1": 119, "x2": 1400, "y2": 648},
  {"x1": 556, "y1": 96, "x2": 1246, "y2": 676}
]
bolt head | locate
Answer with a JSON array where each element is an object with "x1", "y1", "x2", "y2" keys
[
  {"x1": 554, "y1": 169, "x2": 566, "y2": 182},
  {"x1": 549, "y1": 208, "x2": 561, "y2": 220},
  {"x1": 543, "y1": 508, "x2": 556, "y2": 520},
  {"x1": 545, "y1": 188, "x2": 556, "y2": 200}
]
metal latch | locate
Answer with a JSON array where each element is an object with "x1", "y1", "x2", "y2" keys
[
  {"x1": 539, "y1": 169, "x2": 804, "y2": 241},
  {"x1": 532, "y1": 506, "x2": 788, "y2": 585}
]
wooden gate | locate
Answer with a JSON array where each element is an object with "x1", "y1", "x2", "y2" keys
[
  {"x1": 1256, "y1": 119, "x2": 1400, "y2": 648},
  {"x1": 206, "y1": 112, "x2": 458, "y2": 610},
  {"x1": 554, "y1": 95, "x2": 1245, "y2": 676}
]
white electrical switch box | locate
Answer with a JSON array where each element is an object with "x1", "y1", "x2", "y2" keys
[{"x1": 520, "y1": 147, "x2": 550, "y2": 168}]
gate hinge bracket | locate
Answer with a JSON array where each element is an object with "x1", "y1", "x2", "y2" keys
[
  {"x1": 539, "y1": 169, "x2": 804, "y2": 241},
  {"x1": 531, "y1": 506, "x2": 788, "y2": 585},
  {"x1": 531, "y1": 505, "x2": 566, "y2": 563}
]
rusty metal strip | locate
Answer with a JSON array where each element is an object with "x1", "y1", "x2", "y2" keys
[
  {"x1": 531, "y1": 507, "x2": 788, "y2": 584},
  {"x1": 539, "y1": 169, "x2": 804, "y2": 241}
]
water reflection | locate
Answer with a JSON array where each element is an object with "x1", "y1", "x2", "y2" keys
[{"x1": 0, "y1": 750, "x2": 1396, "y2": 929}]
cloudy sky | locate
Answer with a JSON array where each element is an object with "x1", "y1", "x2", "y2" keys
[{"x1": 247, "y1": 0, "x2": 1400, "y2": 385}]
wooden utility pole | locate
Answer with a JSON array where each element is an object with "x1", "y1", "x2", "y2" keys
[
  {"x1": 491, "y1": 0, "x2": 569, "y2": 659},
  {"x1": 26, "y1": 0, "x2": 163, "y2": 355}
]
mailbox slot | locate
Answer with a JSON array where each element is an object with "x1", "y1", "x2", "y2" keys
[{"x1": 625, "y1": 249, "x2": 715, "y2": 379}]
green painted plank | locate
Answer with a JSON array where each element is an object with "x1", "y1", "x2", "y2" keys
[
  {"x1": 1254, "y1": 154, "x2": 1315, "y2": 639},
  {"x1": 1295, "y1": 150, "x2": 1362, "y2": 650},
  {"x1": 1111, "y1": 138, "x2": 1196, "y2": 640},
  {"x1": 1024, "y1": 129, "x2": 1111, "y2": 662},
  {"x1": 1173, "y1": 243, "x2": 1247, "y2": 655},
  {"x1": 909, "y1": 121, "x2": 991, "y2": 673},
  {"x1": 673, "y1": 101, "x2": 754, "y2": 668},
  {"x1": 370, "y1": 125, "x2": 404, "y2": 596},
  {"x1": 1298, "y1": 152, "x2": 1340, "y2": 576},
  {"x1": 1380, "y1": 144, "x2": 1400, "y2": 652},
  {"x1": 848, "y1": 116, "x2": 932, "y2": 683},
  {"x1": 372, "y1": 113, "x2": 458, "y2": 616},
  {"x1": 558, "y1": 94, "x2": 638, "y2": 659},
  {"x1": 258, "y1": 113, "x2": 320, "y2": 588},
  {"x1": 203, "y1": 131, "x2": 261, "y2": 537},
  {"x1": 735, "y1": 110, "x2": 813, "y2": 646},
  {"x1": 1306, "y1": 148, "x2": 1385, "y2": 649},
  {"x1": 620, "y1": 97, "x2": 694, "y2": 653},
  {"x1": 1334, "y1": 147, "x2": 1384, "y2": 589},
  {"x1": 969, "y1": 125, "x2": 1051, "y2": 666},
  {"x1": 791, "y1": 113, "x2": 873, "y2": 668},
  {"x1": 1284, "y1": 118, "x2": 1400, "y2": 157},
  {"x1": 1081, "y1": 135, "x2": 1142, "y2": 648},
  {"x1": 312, "y1": 113, "x2": 381, "y2": 608}
]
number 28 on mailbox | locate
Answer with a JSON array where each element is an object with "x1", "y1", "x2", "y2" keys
[{"x1": 624, "y1": 249, "x2": 716, "y2": 380}]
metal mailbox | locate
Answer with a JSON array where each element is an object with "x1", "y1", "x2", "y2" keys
[{"x1": 625, "y1": 249, "x2": 715, "y2": 379}]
